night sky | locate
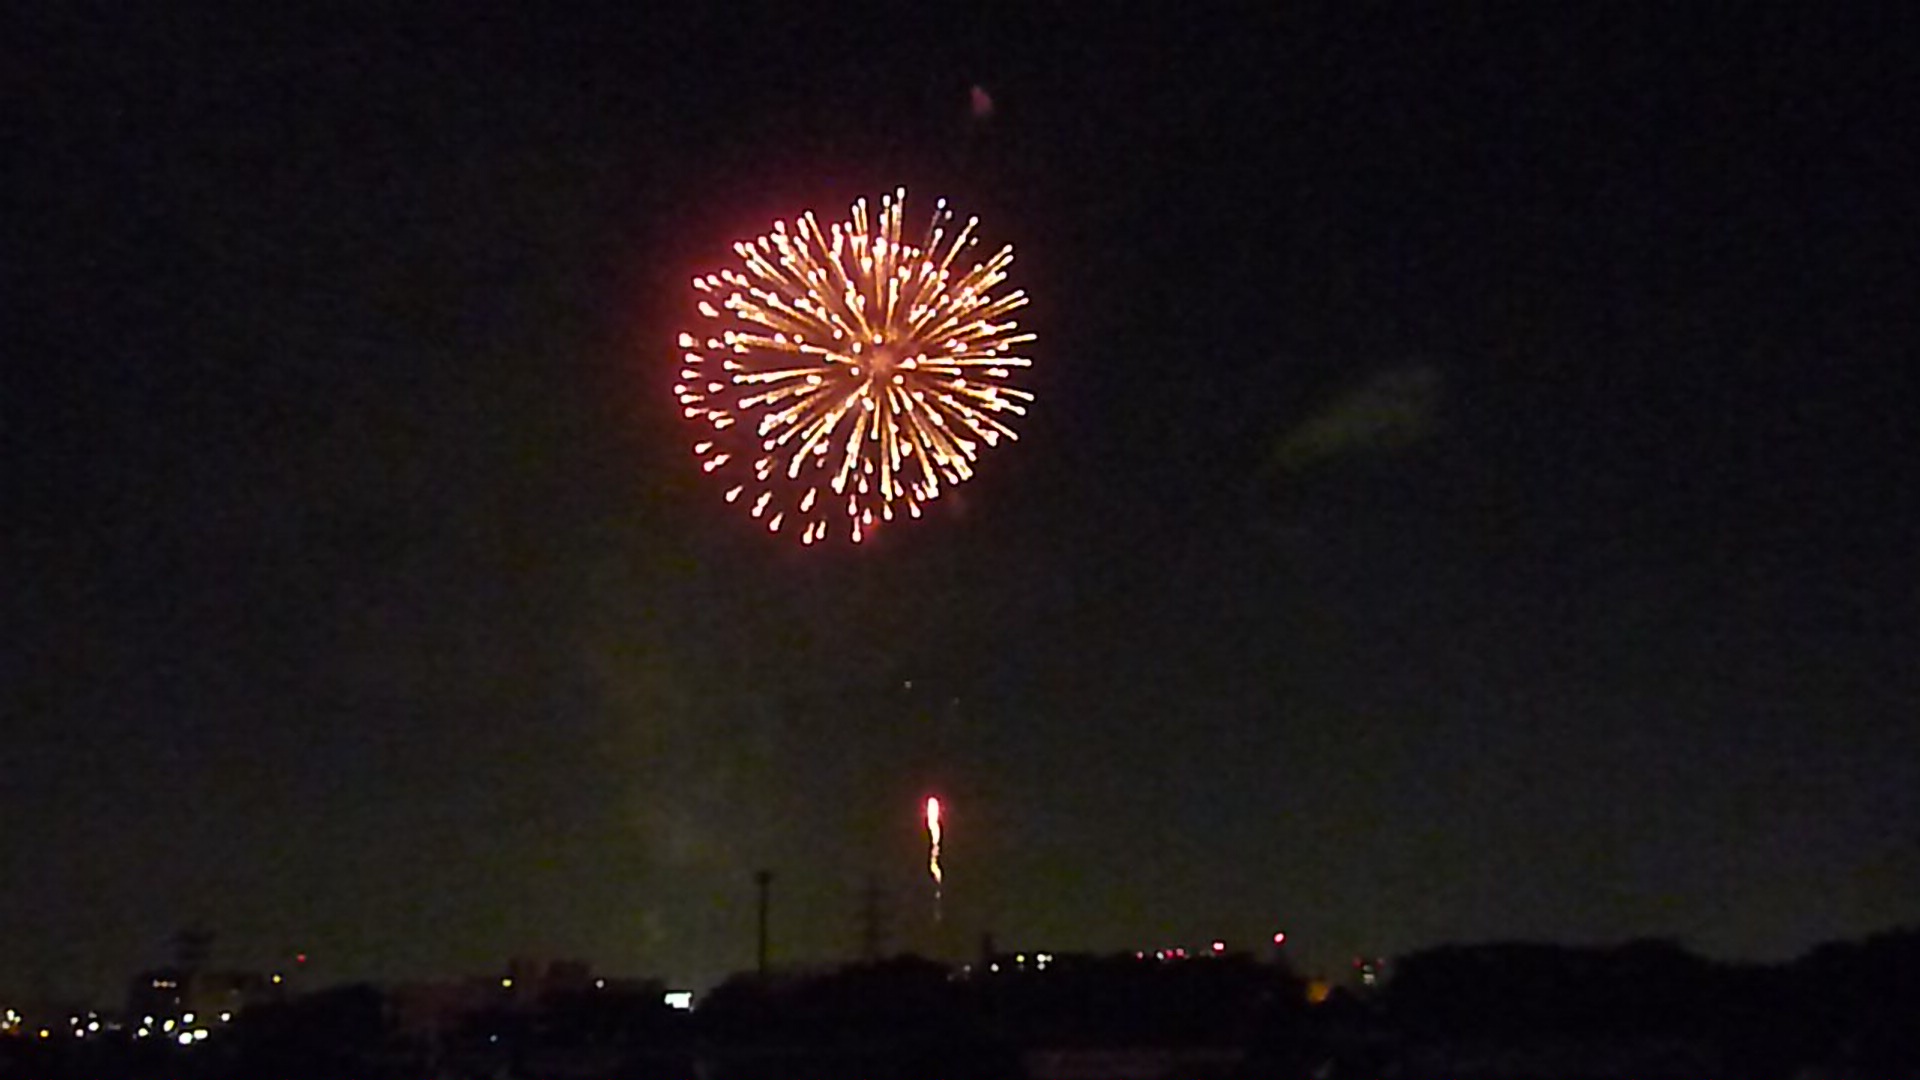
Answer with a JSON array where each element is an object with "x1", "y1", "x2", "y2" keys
[{"x1": 10, "y1": 7, "x2": 1917, "y2": 1000}]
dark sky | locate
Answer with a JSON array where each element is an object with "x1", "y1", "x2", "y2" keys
[{"x1": 9, "y1": 6, "x2": 1917, "y2": 999}]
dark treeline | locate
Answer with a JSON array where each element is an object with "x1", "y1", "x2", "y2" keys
[{"x1": 2, "y1": 929, "x2": 1915, "y2": 1079}]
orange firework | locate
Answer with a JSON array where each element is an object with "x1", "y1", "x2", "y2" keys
[
  {"x1": 925, "y1": 796, "x2": 944, "y2": 922},
  {"x1": 674, "y1": 189, "x2": 1035, "y2": 543}
]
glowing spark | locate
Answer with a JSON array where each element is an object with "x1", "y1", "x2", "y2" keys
[
  {"x1": 925, "y1": 795, "x2": 944, "y2": 922},
  {"x1": 676, "y1": 190, "x2": 1036, "y2": 542}
]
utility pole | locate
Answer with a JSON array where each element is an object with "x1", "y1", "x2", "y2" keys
[{"x1": 754, "y1": 869, "x2": 772, "y2": 977}]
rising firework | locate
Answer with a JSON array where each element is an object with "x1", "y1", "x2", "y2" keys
[
  {"x1": 925, "y1": 795, "x2": 944, "y2": 923},
  {"x1": 674, "y1": 189, "x2": 1036, "y2": 543}
]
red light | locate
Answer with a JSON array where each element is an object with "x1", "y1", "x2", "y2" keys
[
  {"x1": 1211, "y1": 940, "x2": 1225, "y2": 953},
  {"x1": 1272, "y1": 932, "x2": 1287, "y2": 946},
  {"x1": 295, "y1": 954, "x2": 307, "y2": 965}
]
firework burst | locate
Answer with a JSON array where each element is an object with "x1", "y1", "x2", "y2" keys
[{"x1": 675, "y1": 189, "x2": 1035, "y2": 543}]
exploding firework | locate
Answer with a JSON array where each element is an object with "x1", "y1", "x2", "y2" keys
[
  {"x1": 925, "y1": 795, "x2": 944, "y2": 922},
  {"x1": 674, "y1": 189, "x2": 1036, "y2": 543}
]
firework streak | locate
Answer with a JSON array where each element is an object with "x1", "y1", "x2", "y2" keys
[{"x1": 926, "y1": 796, "x2": 944, "y2": 922}]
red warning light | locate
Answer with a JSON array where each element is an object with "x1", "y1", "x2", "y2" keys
[
  {"x1": 295, "y1": 954, "x2": 308, "y2": 965},
  {"x1": 1272, "y1": 932, "x2": 1287, "y2": 946}
]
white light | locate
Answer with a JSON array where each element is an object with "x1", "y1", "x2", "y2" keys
[
  {"x1": 594, "y1": 979, "x2": 605, "y2": 989},
  {"x1": 219, "y1": 1012, "x2": 231, "y2": 1022},
  {"x1": 182, "y1": 1013, "x2": 194, "y2": 1024},
  {"x1": 137, "y1": 1028, "x2": 150, "y2": 1038},
  {"x1": 87, "y1": 1021, "x2": 100, "y2": 1032},
  {"x1": 663, "y1": 991, "x2": 693, "y2": 1011},
  {"x1": 163, "y1": 1019, "x2": 176, "y2": 1032},
  {"x1": 193, "y1": 1029, "x2": 208, "y2": 1041},
  {"x1": 177, "y1": 1033, "x2": 193, "y2": 1046}
]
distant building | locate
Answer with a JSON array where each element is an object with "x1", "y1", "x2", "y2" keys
[
  {"x1": 126, "y1": 967, "x2": 277, "y2": 1022},
  {"x1": 390, "y1": 958, "x2": 662, "y2": 1040}
]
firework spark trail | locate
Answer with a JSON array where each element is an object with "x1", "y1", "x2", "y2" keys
[
  {"x1": 925, "y1": 796, "x2": 943, "y2": 923},
  {"x1": 675, "y1": 189, "x2": 1036, "y2": 543}
]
